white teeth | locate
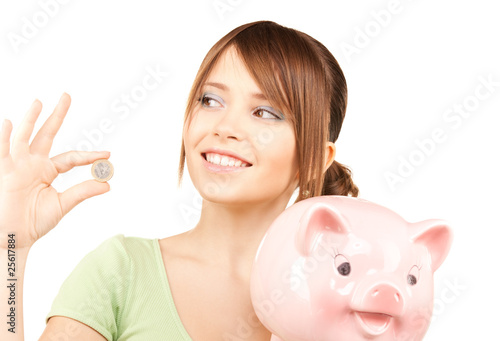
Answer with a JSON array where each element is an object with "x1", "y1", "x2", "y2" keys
[
  {"x1": 213, "y1": 154, "x2": 221, "y2": 165},
  {"x1": 205, "y1": 153, "x2": 249, "y2": 167}
]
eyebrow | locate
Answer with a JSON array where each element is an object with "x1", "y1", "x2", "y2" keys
[{"x1": 204, "y1": 82, "x2": 268, "y2": 101}]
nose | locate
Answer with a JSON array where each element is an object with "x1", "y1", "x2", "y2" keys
[
  {"x1": 361, "y1": 283, "x2": 404, "y2": 317},
  {"x1": 213, "y1": 109, "x2": 243, "y2": 140}
]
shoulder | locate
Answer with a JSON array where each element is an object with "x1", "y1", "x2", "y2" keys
[
  {"x1": 65, "y1": 234, "x2": 158, "y2": 284},
  {"x1": 91, "y1": 234, "x2": 157, "y2": 260},
  {"x1": 46, "y1": 235, "x2": 164, "y2": 339}
]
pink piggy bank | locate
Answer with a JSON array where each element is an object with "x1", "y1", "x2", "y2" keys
[{"x1": 250, "y1": 196, "x2": 453, "y2": 341}]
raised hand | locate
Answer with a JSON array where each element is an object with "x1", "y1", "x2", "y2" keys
[{"x1": 0, "y1": 93, "x2": 111, "y2": 249}]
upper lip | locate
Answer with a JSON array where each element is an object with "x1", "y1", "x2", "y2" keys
[{"x1": 202, "y1": 148, "x2": 253, "y2": 165}]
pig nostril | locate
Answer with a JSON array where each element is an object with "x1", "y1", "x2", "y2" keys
[
  {"x1": 394, "y1": 293, "x2": 400, "y2": 302},
  {"x1": 372, "y1": 290, "x2": 379, "y2": 297}
]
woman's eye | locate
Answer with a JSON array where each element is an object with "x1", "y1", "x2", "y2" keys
[
  {"x1": 199, "y1": 94, "x2": 223, "y2": 108},
  {"x1": 253, "y1": 108, "x2": 283, "y2": 120}
]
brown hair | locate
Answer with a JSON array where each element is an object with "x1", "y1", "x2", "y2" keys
[{"x1": 178, "y1": 20, "x2": 358, "y2": 202}]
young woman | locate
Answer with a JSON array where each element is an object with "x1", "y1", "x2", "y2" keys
[{"x1": 0, "y1": 20, "x2": 358, "y2": 340}]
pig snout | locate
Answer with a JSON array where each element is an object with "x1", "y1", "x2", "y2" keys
[
  {"x1": 360, "y1": 283, "x2": 404, "y2": 317},
  {"x1": 350, "y1": 283, "x2": 406, "y2": 336}
]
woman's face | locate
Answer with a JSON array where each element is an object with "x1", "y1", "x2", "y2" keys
[{"x1": 183, "y1": 46, "x2": 299, "y2": 207}]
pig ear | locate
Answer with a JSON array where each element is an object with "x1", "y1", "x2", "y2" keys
[
  {"x1": 295, "y1": 202, "x2": 350, "y2": 257},
  {"x1": 410, "y1": 219, "x2": 453, "y2": 272}
]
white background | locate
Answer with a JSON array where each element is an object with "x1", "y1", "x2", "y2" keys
[{"x1": 1, "y1": 0, "x2": 499, "y2": 339}]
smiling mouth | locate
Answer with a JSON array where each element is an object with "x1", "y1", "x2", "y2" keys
[
  {"x1": 354, "y1": 312, "x2": 392, "y2": 336},
  {"x1": 202, "y1": 153, "x2": 252, "y2": 167}
]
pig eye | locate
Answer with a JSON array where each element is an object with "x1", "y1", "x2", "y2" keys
[
  {"x1": 407, "y1": 265, "x2": 420, "y2": 286},
  {"x1": 334, "y1": 254, "x2": 351, "y2": 276}
]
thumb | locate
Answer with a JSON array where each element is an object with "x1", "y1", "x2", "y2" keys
[{"x1": 58, "y1": 179, "x2": 110, "y2": 217}]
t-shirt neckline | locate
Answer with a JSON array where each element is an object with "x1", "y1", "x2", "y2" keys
[{"x1": 153, "y1": 238, "x2": 193, "y2": 341}]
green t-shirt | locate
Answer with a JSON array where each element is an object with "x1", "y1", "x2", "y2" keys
[{"x1": 46, "y1": 234, "x2": 193, "y2": 340}]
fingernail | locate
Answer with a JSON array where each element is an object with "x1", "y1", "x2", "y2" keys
[{"x1": 60, "y1": 92, "x2": 70, "y2": 101}]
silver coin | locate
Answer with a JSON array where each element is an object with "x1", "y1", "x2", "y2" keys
[{"x1": 91, "y1": 159, "x2": 114, "y2": 182}]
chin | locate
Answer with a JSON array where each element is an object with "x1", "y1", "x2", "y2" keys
[{"x1": 199, "y1": 191, "x2": 267, "y2": 207}]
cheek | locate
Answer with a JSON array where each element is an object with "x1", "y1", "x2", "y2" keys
[
  {"x1": 398, "y1": 297, "x2": 434, "y2": 338},
  {"x1": 255, "y1": 127, "x2": 297, "y2": 170},
  {"x1": 184, "y1": 113, "x2": 207, "y2": 149},
  {"x1": 275, "y1": 141, "x2": 298, "y2": 176}
]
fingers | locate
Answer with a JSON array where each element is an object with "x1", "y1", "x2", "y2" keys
[
  {"x1": 58, "y1": 179, "x2": 110, "y2": 217},
  {"x1": 0, "y1": 120, "x2": 14, "y2": 173},
  {"x1": 53, "y1": 149, "x2": 111, "y2": 217},
  {"x1": 11, "y1": 99, "x2": 43, "y2": 156},
  {"x1": 51, "y1": 150, "x2": 110, "y2": 174},
  {"x1": 30, "y1": 93, "x2": 71, "y2": 156},
  {"x1": 0, "y1": 119, "x2": 13, "y2": 158}
]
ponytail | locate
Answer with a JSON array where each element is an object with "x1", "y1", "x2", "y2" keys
[{"x1": 321, "y1": 160, "x2": 358, "y2": 197}]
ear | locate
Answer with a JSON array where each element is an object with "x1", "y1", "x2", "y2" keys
[
  {"x1": 323, "y1": 142, "x2": 336, "y2": 173},
  {"x1": 410, "y1": 219, "x2": 453, "y2": 272},
  {"x1": 295, "y1": 142, "x2": 336, "y2": 182},
  {"x1": 295, "y1": 202, "x2": 350, "y2": 257}
]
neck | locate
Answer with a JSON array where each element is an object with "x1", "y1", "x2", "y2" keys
[{"x1": 186, "y1": 195, "x2": 293, "y2": 281}]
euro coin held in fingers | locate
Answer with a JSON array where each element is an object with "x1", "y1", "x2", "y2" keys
[{"x1": 91, "y1": 159, "x2": 114, "y2": 182}]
